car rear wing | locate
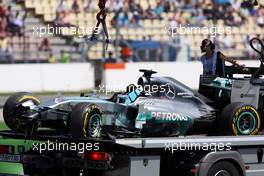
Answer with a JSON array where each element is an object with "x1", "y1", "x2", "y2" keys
[{"x1": 225, "y1": 66, "x2": 264, "y2": 78}]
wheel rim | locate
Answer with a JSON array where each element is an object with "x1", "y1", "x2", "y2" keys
[
  {"x1": 214, "y1": 170, "x2": 231, "y2": 176},
  {"x1": 236, "y1": 112, "x2": 256, "y2": 135},
  {"x1": 88, "y1": 114, "x2": 101, "y2": 137}
]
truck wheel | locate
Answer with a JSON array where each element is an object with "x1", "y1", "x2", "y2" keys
[
  {"x1": 208, "y1": 161, "x2": 240, "y2": 176},
  {"x1": 3, "y1": 92, "x2": 40, "y2": 132},
  {"x1": 61, "y1": 168, "x2": 80, "y2": 176},
  {"x1": 70, "y1": 103, "x2": 103, "y2": 138},
  {"x1": 219, "y1": 102, "x2": 261, "y2": 135}
]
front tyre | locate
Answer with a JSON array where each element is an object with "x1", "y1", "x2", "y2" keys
[
  {"x1": 219, "y1": 102, "x2": 261, "y2": 135},
  {"x1": 70, "y1": 103, "x2": 103, "y2": 138},
  {"x1": 3, "y1": 92, "x2": 40, "y2": 132}
]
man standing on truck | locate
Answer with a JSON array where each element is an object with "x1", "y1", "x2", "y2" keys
[{"x1": 200, "y1": 39, "x2": 245, "y2": 76}]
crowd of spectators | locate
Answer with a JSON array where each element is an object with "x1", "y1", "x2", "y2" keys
[
  {"x1": 0, "y1": 0, "x2": 74, "y2": 64},
  {"x1": 102, "y1": 0, "x2": 263, "y2": 28},
  {"x1": 2, "y1": 0, "x2": 264, "y2": 63},
  {"x1": 0, "y1": 0, "x2": 23, "y2": 63},
  {"x1": 50, "y1": 0, "x2": 264, "y2": 30}
]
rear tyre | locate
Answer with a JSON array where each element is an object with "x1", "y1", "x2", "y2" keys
[
  {"x1": 3, "y1": 92, "x2": 40, "y2": 133},
  {"x1": 219, "y1": 102, "x2": 261, "y2": 135},
  {"x1": 70, "y1": 103, "x2": 102, "y2": 138},
  {"x1": 208, "y1": 161, "x2": 240, "y2": 176}
]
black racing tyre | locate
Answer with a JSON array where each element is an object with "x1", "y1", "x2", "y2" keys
[
  {"x1": 208, "y1": 161, "x2": 240, "y2": 176},
  {"x1": 70, "y1": 103, "x2": 103, "y2": 138},
  {"x1": 219, "y1": 102, "x2": 261, "y2": 135},
  {"x1": 3, "y1": 92, "x2": 40, "y2": 132}
]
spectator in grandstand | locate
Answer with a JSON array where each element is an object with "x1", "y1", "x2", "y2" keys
[
  {"x1": 200, "y1": 39, "x2": 245, "y2": 76},
  {"x1": 60, "y1": 50, "x2": 70, "y2": 63},
  {"x1": 6, "y1": 5, "x2": 13, "y2": 22},
  {"x1": 173, "y1": 0, "x2": 185, "y2": 10},
  {"x1": 256, "y1": 7, "x2": 264, "y2": 28},
  {"x1": 0, "y1": 37, "x2": 13, "y2": 63},
  {"x1": 221, "y1": 33, "x2": 235, "y2": 49},
  {"x1": 163, "y1": 1, "x2": 171, "y2": 13},
  {"x1": 153, "y1": 1, "x2": 164, "y2": 19},
  {"x1": 12, "y1": 11, "x2": 23, "y2": 27},
  {"x1": 8, "y1": 11, "x2": 23, "y2": 38},
  {"x1": 130, "y1": 11, "x2": 141, "y2": 27},
  {"x1": 48, "y1": 52, "x2": 57, "y2": 63},
  {"x1": 39, "y1": 38, "x2": 51, "y2": 51},
  {"x1": 54, "y1": 12, "x2": 74, "y2": 27},
  {"x1": 122, "y1": 12, "x2": 129, "y2": 26},
  {"x1": 71, "y1": 0, "x2": 80, "y2": 14},
  {"x1": 113, "y1": 0, "x2": 123, "y2": 12},
  {"x1": 0, "y1": 0, "x2": 5, "y2": 17},
  {"x1": 203, "y1": 3, "x2": 214, "y2": 20},
  {"x1": 84, "y1": 0, "x2": 97, "y2": 12},
  {"x1": 0, "y1": 14, "x2": 8, "y2": 38},
  {"x1": 145, "y1": 5, "x2": 155, "y2": 19},
  {"x1": 232, "y1": 0, "x2": 241, "y2": 12},
  {"x1": 225, "y1": 11, "x2": 243, "y2": 26},
  {"x1": 190, "y1": 4, "x2": 206, "y2": 26},
  {"x1": 56, "y1": 0, "x2": 69, "y2": 20},
  {"x1": 110, "y1": 9, "x2": 122, "y2": 26},
  {"x1": 134, "y1": 3, "x2": 144, "y2": 17}
]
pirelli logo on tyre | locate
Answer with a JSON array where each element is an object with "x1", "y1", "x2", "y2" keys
[
  {"x1": 232, "y1": 105, "x2": 260, "y2": 135},
  {"x1": 83, "y1": 104, "x2": 103, "y2": 138}
]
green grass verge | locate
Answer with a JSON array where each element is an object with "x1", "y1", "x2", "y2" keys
[{"x1": 0, "y1": 121, "x2": 8, "y2": 130}]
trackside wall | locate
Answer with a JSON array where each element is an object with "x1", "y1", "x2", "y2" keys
[
  {"x1": 0, "y1": 61, "x2": 260, "y2": 93},
  {"x1": 0, "y1": 63, "x2": 94, "y2": 93}
]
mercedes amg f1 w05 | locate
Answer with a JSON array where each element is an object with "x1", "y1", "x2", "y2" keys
[{"x1": 3, "y1": 69, "x2": 216, "y2": 138}]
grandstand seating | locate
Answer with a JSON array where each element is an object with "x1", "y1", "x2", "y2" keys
[
  {"x1": 22, "y1": 0, "x2": 264, "y2": 60},
  {"x1": 1, "y1": 0, "x2": 264, "y2": 62}
]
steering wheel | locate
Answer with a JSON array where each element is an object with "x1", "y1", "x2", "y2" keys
[
  {"x1": 250, "y1": 37, "x2": 264, "y2": 63},
  {"x1": 139, "y1": 69, "x2": 157, "y2": 77}
]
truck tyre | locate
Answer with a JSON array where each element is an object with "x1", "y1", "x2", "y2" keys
[
  {"x1": 3, "y1": 92, "x2": 40, "y2": 133},
  {"x1": 219, "y1": 102, "x2": 261, "y2": 135},
  {"x1": 70, "y1": 103, "x2": 102, "y2": 138},
  {"x1": 61, "y1": 168, "x2": 80, "y2": 176},
  {"x1": 208, "y1": 161, "x2": 240, "y2": 176}
]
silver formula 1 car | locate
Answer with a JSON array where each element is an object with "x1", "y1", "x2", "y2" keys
[
  {"x1": 3, "y1": 69, "x2": 218, "y2": 138},
  {"x1": 3, "y1": 62, "x2": 263, "y2": 138}
]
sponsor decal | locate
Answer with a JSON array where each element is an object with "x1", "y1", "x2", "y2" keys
[{"x1": 151, "y1": 112, "x2": 188, "y2": 121}]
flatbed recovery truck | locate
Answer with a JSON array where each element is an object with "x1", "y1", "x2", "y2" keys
[{"x1": 0, "y1": 130, "x2": 263, "y2": 176}]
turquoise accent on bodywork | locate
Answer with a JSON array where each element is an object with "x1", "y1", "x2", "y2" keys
[
  {"x1": 137, "y1": 112, "x2": 153, "y2": 121},
  {"x1": 136, "y1": 112, "x2": 194, "y2": 135},
  {"x1": 206, "y1": 77, "x2": 232, "y2": 90},
  {"x1": 125, "y1": 89, "x2": 141, "y2": 104}
]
